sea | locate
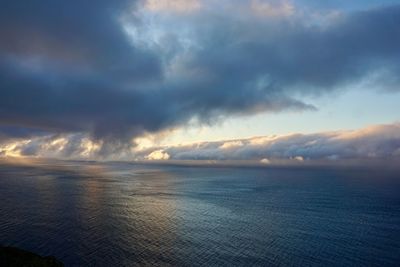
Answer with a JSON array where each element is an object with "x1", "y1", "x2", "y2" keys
[{"x1": 1, "y1": 160, "x2": 399, "y2": 266}]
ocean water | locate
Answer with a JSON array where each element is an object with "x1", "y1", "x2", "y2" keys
[{"x1": 0, "y1": 161, "x2": 399, "y2": 266}]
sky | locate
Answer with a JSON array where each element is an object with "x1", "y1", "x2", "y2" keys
[{"x1": 0, "y1": 0, "x2": 400, "y2": 163}]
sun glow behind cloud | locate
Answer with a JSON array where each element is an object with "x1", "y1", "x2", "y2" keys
[{"x1": 0, "y1": 140, "x2": 30, "y2": 157}]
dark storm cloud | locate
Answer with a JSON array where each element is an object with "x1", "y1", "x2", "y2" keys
[
  {"x1": 0, "y1": 0, "x2": 160, "y2": 81},
  {"x1": 182, "y1": 4, "x2": 400, "y2": 93},
  {"x1": 0, "y1": 0, "x2": 399, "y2": 155}
]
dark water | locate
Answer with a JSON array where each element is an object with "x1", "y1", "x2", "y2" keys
[{"x1": 0, "y1": 161, "x2": 399, "y2": 266}]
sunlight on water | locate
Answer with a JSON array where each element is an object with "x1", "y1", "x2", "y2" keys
[{"x1": 1, "y1": 161, "x2": 400, "y2": 266}]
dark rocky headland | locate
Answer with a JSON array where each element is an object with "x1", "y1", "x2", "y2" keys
[{"x1": 0, "y1": 246, "x2": 63, "y2": 267}]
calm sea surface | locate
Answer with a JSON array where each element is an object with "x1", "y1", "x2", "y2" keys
[{"x1": 0, "y1": 161, "x2": 399, "y2": 266}]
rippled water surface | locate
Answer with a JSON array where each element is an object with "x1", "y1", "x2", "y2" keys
[{"x1": 1, "y1": 161, "x2": 400, "y2": 266}]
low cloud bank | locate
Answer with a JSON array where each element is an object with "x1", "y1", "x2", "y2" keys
[
  {"x1": 1, "y1": 123, "x2": 399, "y2": 163},
  {"x1": 158, "y1": 123, "x2": 400, "y2": 162}
]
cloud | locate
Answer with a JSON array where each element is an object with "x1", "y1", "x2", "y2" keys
[
  {"x1": 251, "y1": 0, "x2": 295, "y2": 17},
  {"x1": 293, "y1": 156, "x2": 304, "y2": 162},
  {"x1": 2, "y1": 123, "x2": 399, "y2": 162},
  {"x1": 0, "y1": 1, "x2": 399, "y2": 156},
  {"x1": 143, "y1": 0, "x2": 202, "y2": 13},
  {"x1": 219, "y1": 141, "x2": 244, "y2": 149},
  {"x1": 260, "y1": 158, "x2": 271, "y2": 164},
  {"x1": 145, "y1": 149, "x2": 170, "y2": 160},
  {"x1": 156, "y1": 123, "x2": 400, "y2": 162}
]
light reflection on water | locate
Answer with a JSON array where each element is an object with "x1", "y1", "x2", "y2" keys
[{"x1": 0, "y1": 161, "x2": 400, "y2": 266}]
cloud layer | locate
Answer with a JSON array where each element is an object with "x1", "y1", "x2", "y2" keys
[
  {"x1": 1, "y1": 123, "x2": 400, "y2": 163},
  {"x1": 0, "y1": 0, "x2": 400, "y2": 156},
  {"x1": 156, "y1": 123, "x2": 400, "y2": 162}
]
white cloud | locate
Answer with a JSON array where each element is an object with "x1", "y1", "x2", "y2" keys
[
  {"x1": 260, "y1": 158, "x2": 271, "y2": 164},
  {"x1": 145, "y1": 149, "x2": 170, "y2": 160},
  {"x1": 293, "y1": 156, "x2": 304, "y2": 161},
  {"x1": 219, "y1": 140, "x2": 244, "y2": 149}
]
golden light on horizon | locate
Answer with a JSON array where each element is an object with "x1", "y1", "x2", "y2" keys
[{"x1": 0, "y1": 140, "x2": 31, "y2": 158}]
